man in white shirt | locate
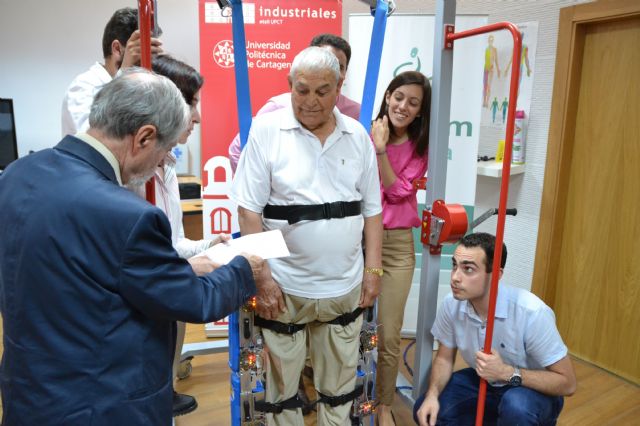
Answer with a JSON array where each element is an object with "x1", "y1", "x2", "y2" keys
[
  {"x1": 231, "y1": 46, "x2": 383, "y2": 425},
  {"x1": 61, "y1": 7, "x2": 162, "y2": 136},
  {"x1": 414, "y1": 232, "x2": 577, "y2": 426},
  {"x1": 227, "y1": 33, "x2": 361, "y2": 172}
]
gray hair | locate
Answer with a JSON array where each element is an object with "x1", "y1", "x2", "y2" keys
[
  {"x1": 289, "y1": 46, "x2": 340, "y2": 83},
  {"x1": 89, "y1": 68, "x2": 190, "y2": 149}
]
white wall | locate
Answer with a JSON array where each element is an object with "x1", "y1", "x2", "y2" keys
[{"x1": 0, "y1": 0, "x2": 201, "y2": 173}]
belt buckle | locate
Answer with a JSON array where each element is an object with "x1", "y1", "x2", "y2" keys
[
  {"x1": 322, "y1": 202, "x2": 331, "y2": 219},
  {"x1": 329, "y1": 201, "x2": 345, "y2": 219}
]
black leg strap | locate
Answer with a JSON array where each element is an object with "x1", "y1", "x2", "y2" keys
[
  {"x1": 255, "y1": 385, "x2": 364, "y2": 415},
  {"x1": 255, "y1": 393, "x2": 306, "y2": 414},
  {"x1": 255, "y1": 307, "x2": 364, "y2": 335},
  {"x1": 254, "y1": 316, "x2": 306, "y2": 335},
  {"x1": 316, "y1": 385, "x2": 364, "y2": 408},
  {"x1": 324, "y1": 307, "x2": 364, "y2": 326}
]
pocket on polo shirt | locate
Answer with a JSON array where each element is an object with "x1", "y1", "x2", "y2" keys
[
  {"x1": 497, "y1": 343, "x2": 522, "y2": 367},
  {"x1": 338, "y1": 159, "x2": 362, "y2": 187}
]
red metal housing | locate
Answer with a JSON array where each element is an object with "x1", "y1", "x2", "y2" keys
[{"x1": 421, "y1": 200, "x2": 468, "y2": 254}]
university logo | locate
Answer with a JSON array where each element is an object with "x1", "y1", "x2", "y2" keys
[{"x1": 213, "y1": 40, "x2": 235, "y2": 68}]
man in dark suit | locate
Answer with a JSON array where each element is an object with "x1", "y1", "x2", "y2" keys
[{"x1": 0, "y1": 69, "x2": 267, "y2": 425}]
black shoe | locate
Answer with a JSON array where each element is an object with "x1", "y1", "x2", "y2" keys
[{"x1": 173, "y1": 391, "x2": 198, "y2": 417}]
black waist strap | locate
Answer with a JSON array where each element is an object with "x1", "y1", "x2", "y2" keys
[{"x1": 263, "y1": 201, "x2": 361, "y2": 225}]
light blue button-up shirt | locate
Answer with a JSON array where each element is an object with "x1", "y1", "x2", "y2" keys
[{"x1": 433, "y1": 284, "x2": 568, "y2": 378}]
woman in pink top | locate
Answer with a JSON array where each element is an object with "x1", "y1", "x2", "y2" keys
[{"x1": 371, "y1": 71, "x2": 431, "y2": 426}]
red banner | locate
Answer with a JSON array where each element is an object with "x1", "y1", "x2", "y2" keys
[{"x1": 198, "y1": 0, "x2": 342, "y2": 237}]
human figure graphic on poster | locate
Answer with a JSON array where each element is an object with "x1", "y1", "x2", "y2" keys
[
  {"x1": 491, "y1": 97, "x2": 500, "y2": 123},
  {"x1": 505, "y1": 32, "x2": 532, "y2": 90},
  {"x1": 479, "y1": 22, "x2": 537, "y2": 129},
  {"x1": 482, "y1": 35, "x2": 501, "y2": 108},
  {"x1": 393, "y1": 47, "x2": 422, "y2": 76},
  {"x1": 500, "y1": 97, "x2": 509, "y2": 123}
]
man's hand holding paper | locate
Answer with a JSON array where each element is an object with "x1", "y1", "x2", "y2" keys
[
  {"x1": 202, "y1": 229, "x2": 290, "y2": 265},
  {"x1": 202, "y1": 229, "x2": 290, "y2": 319}
]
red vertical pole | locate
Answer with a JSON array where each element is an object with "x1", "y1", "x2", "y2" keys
[
  {"x1": 446, "y1": 22, "x2": 522, "y2": 426},
  {"x1": 138, "y1": 0, "x2": 156, "y2": 204}
]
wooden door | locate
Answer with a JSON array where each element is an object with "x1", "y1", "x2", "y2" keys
[{"x1": 533, "y1": 0, "x2": 640, "y2": 384}]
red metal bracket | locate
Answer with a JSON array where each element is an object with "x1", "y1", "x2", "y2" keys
[
  {"x1": 413, "y1": 177, "x2": 427, "y2": 191},
  {"x1": 444, "y1": 24, "x2": 455, "y2": 49}
]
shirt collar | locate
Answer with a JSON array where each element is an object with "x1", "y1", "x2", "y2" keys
[
  {"x1": 461, "y1": 282, "x2": 509, "y2": 321},
  {"x1": 164, "y1": 150, "x2": 176, "y2": 167},
  {"x1": 281, "y1": 106, "x2": 355, "y2": 135},
  {"x1": 75, "y1": 132, "x2": 123, "y2": 186}
]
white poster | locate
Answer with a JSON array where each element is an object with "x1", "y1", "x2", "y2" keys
[
  {"x1": 480, "y1": 21, "x2": 538, "y2": 128},
  {"x1": 345, "y1": 14, "x2": 487, "y2": 206}
]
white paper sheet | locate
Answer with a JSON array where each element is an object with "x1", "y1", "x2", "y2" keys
[{"x1": 202, "y1": 229, "x2": 290, "y2": 265}]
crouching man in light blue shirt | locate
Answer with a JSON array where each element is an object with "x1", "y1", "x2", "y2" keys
[{"x1": 414, "y1": 232, "x2": 576, "y2": 426}]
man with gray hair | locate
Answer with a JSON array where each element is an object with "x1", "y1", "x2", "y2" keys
[
  {"x1": 0, "y1": 69, "x2": 268, "y2": 425},
  {"x1": 232, "y1": 46, "x2": 383, "y2": 425}
]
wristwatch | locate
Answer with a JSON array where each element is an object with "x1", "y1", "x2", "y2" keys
[
  {"x1": 364, "y1": 267, "x2": 384, "y2": 277},
  {"x1": 508, "y1": 366, "x2": 522, "y2": 386}
]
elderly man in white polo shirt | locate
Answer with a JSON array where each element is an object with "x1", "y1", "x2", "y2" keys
[
  {"x1": 231, "y1": 46, "x2": 383, "y2": 425},
  {"x1": 414, "y1": 232, "x2": 577, "y2": 426}
]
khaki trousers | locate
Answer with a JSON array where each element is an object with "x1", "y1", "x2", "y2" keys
[
  {"x1": 262, "y1": 285, "x2": 363, "y2": 426},
  {"x1": 375, "y1": 228, "x2": 415, "y2": 405}
]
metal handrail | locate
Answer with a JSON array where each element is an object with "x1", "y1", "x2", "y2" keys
[
  {"x1": 138, "y1": 0, "x2": 156, "y2": 205},
  {"x1": 446, "y1": 21, "x2": 522, "y2": 426}
]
